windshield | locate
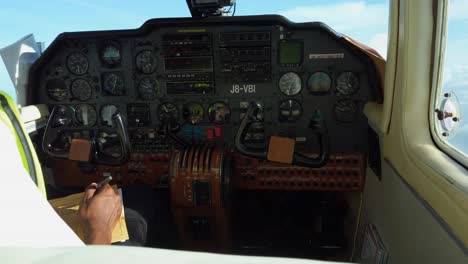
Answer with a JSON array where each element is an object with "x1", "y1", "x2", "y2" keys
[{"x1": 0, "y1": 0, "x2": 389, "y2": 100}]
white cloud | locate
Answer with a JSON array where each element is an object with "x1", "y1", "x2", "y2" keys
[
  {"x1": 281, "y1": 1, "x2": 389, "y2": 57},
  {"x1": 281, "y1": 1, "x2": 388, "y2": 32},
  {"x1": 443, "y1": 67, "x2": 453, "y2": 85},
  {"x1": 369, "y1": 33, "x2": 388, "y2": 57},
  {"x1": 449, "y1": 0, "x2": 468, "y2": 21},
  {"x1": 445, "y1": 64, "x2": 468, "y2": 86},
  {"x1": 442, "y1": 64, "x2": 468, "y2": 106}
]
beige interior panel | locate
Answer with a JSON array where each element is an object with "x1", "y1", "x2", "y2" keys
[
  {"x1": 358, "y1": 163, "x2": 467, "y2": 263},
  {"x1": 384, "y1": 0, "x2": 468, "y2": 247}
]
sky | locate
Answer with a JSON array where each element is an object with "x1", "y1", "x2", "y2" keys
[
  {"x1": 0, "y1": 0, "x2": 390, "y2": 98},
  {"x1": 0, "y1": 0, "x2": 467, "y2": 153}
]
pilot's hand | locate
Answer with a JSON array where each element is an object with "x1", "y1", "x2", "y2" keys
[{"x1": 79, "y1": 183, "x2": 122, "y2": 245}]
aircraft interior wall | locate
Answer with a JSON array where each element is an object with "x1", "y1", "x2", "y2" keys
[{"x1": 356, "y1": 147, "x2": 467, "y2": 263}]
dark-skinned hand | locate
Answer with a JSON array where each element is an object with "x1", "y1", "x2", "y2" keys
[{"x1": 79, "y1": 183, "x2": 122, "y2": 244}]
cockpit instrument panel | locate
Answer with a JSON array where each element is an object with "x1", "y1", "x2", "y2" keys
[
  {"x1": 29, "y1": 15, "x2": 380, "y2": 156},
  {"x1": 30, "y1": 16, "x2": 383, "y2": 255}
]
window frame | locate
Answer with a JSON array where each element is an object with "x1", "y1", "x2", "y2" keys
[{"x1": 430, "y1": 0, "x2": 468, "y2": 168}]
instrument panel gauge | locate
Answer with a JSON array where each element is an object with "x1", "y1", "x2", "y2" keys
[
  {"x1": 336, "y1": 72, "x2": 359, "y2": 96},
  {"x1": 100, "y1": 104, "x2": 119, "y2": 126},
  {"x1": 135, "y1": 50, "x2": 156, "y2": 74},
  {"x1": 46, "y1": 79, "x2": 68, "y2": 101},
  {"x1": 70, "y1": 79, "x2": 92, "y2": 101},
  {"x1": 307, "y1": 72, "x2": 332, "y2": 94},
  {"x1": 208, "y1": 102, "x2": 231, "y2": 124},
  {"x1": 66, "y1": 52, "x2": 89, "y2": 75},
  {"x1": 75, "y1": 104, "x2": 97, "y2": 126},
  {"x1": 334, "y1": 99, "x2": 358, "y2": 122},
  {"x1": 157, "y1": 102, "x2": 179, "y2": 122},
  {"x1": 100, "y1": 41, "x2": 121, "y2": 67},
  {"x1": 102, "y1": 72, "x2": 125, "y2": 96},
  {"x1": 279, "y1": 72, "x2": 302, "y2": 96},
  {"x1": 183, "y1": 102, "x2": 204, "y2": 125},
  {"x1": 279, "y1": 99, "x2": 302, "y2": 122},
  {"x1": 138, "y1": 78, "x2": 159, "y2": 100},
  {"x1": 52, "y1": 105, "x2": 74, "y2": 127}
]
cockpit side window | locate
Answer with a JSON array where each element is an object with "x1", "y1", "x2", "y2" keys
[{"x1": 432, "y1": 0, "x2": 468, "y2": 167}]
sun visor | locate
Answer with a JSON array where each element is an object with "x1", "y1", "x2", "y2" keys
[{"x1": 0, "y1": 34, "x2": 41, "y2": 106}]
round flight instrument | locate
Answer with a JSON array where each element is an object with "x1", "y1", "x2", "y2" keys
[
  {"x1": 75, "y1": 104, "x2": 97, "y2": 126},
  {"x1": 100, "y1": 104, "x2": 119, "y2": 126},
  {"x1": 279, "y1": 72, "x2": 302, "y2": 96},
  {"x1": 102, "y1": 72, "x2": 125, "y2": 96},
  {"x1": 157, "y1": 102, "x2": 179, "y2": 122},
  {"x1": 70, "y1": 79, "x2": 92, "y2": 101},
  {"x1": 66, "y1": 52, "x2": 89, "y2": 75},
  {"x1": 135, "y1": 50, "x2": 156, "y2": 74},
  {"x1": 334, "y1": 99, "x2": 358, "y2": 122},
  {"x1": 52, "y1": 105, "x2": 74, "y2": 127},
  {"x1": 208, "y1": 102, "x2": 231, "y2": 124},
  {"x1": 100, "y1": 41, "x2": 121, "y2": 67},
  {"x1": 279, "y1": 99, "x2": 302, "y2": 122},
  {"x1": 307, "y1": 72, "x2": 332, "y2": 93},
  {"x1": 138, "y1": 78, "x2": 159, "y2": 100},
  {"x1": 183, "y1": 102, "x2": 204, "y2": 124},
  {"x1": 46, "y1": 79, "x2": 68, "y2": 101},
  {"x1": 336, "y1": 72, "x2": 359, "y2": 96}
]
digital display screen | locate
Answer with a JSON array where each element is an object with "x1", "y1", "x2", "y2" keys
[
  {"x1": 279, "y1": 41, "x2": 303, "y2": 65},
  {"x1": 165, "y1": 57, "x2": 213, "y2": 71}
]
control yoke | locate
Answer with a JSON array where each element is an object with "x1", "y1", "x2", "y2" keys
[
  {"x1": 235, "y1": 102, "x2": 330, "y2": 168},
  {"x1": 43, "y1": 105, "x2": 131, "y2": 165}
]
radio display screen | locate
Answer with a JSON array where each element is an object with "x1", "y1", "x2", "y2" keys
[{"x1": 164, "y1": 57, "x2": 213, "y2": 71}]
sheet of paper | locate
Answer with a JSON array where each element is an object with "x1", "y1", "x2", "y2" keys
[
  {"x1": 0, "y1": 34, "x2": 41, "y2": 106},
  {"x1": 48, "y1": 186, "x2": 129, "y2": 243}
]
